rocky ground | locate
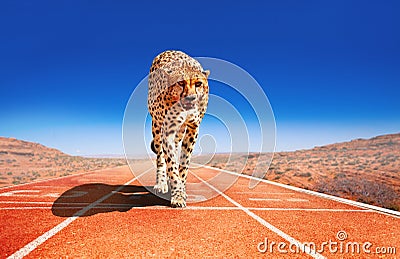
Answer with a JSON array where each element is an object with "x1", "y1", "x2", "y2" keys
[
  {"x1": 194, "y1": 133, "x2": 400, "y2": 211},
  {"x1": 0, "y1": 137, "x2": 126, "y2": 187}
]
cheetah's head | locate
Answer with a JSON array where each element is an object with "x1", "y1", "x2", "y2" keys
[{"x1": 170, "y1": 70, "x2": 210, "y2": 111}]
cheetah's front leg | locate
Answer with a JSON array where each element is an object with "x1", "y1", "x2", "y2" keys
[
  {"x1": 162, "y1": 118, "x2": 186, "y2": 208},
  {"x1": 179, "y1": 125, "x2": 199, "y2": 193},
  {"x1": 154, "y1": 148, "x2": 168, "y2": 193},
  {"x1": 152, "y1": 122, "x2": 168, "y2": 194}
]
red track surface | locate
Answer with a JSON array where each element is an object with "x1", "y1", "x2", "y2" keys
[{"x1": 1, "y1": 162, "x2": 399, "y2": 258}]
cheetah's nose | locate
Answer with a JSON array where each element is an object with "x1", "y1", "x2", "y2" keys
[
  {"x1": 184, "y1": 95, "x2": 196, "y2": 102},
  {"x1": 181, "y1": 95, "x2": 197, "y2": 110}
]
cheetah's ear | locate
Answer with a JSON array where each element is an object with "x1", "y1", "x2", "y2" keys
[{"x1": 202, "y1": 70, "x2": 210, "y2": 78}]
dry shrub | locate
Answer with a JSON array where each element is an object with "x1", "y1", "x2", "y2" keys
[{"x1": 315, "y1": 177, "x2": 399, "y2": 211}]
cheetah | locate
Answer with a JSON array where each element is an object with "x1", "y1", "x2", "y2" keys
[{"x1": 148, "y1": 50, "x2": 209, "y2": 208}]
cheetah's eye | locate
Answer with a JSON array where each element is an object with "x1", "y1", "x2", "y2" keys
[
  {"x1": 195, "y1": 81, "x2": 202, "y2": 87},
  {"x1": 177, "y1": 81, "x2": 186, "y2": 87}
]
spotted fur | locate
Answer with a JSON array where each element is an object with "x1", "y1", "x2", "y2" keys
[{"x1": 148, "y1": 50, "x2": 209, "y2": 208}]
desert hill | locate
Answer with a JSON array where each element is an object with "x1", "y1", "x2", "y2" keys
[
  {"x1": 0, "y1": 137, "x2": 125, "y2": 187},
  {"x1": 0, "y1": 137, "x2": 66, "y2": 158},
  {"x1": 200, "y1": 133, "x2": 400, "y2": 210}
]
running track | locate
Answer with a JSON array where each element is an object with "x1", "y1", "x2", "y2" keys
[{"x1": 1, "y1": 161, "x2": 399, "y2": 258}]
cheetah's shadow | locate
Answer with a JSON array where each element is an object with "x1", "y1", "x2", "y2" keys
[{"x1": 52, "y1": 184, "x2": 170, "y2": 217}]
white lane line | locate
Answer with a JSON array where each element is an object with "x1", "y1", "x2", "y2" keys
[
  {"x1": 249, "y1": 198, "x2": 281, "y2": 202},
  {"x1": 287, "y1": 198, "x2": 309, "y2": 202},
  {"x1": 0, "y1": 166, "x2": 128, "y2": 191},
  {"x1": 0, "y1": 206, "x2": 376, "y2": 212},
  {"x1": 21, "y1": 186, "x2": 74, "y2": 189},
  {"x1": 238, "y1": 192, "x2": 294, "y2": 195},
  {"x1": 190, "y1": 170, "x2": 326, "y2": 259},
  {"x1": 0, "y1": 190, "x2": 41, "y2": 197},
  {"x1": 195, "y1": 164, "x2": 400, "y2": 218},
  {"x1": 0, "y1": 171, "x2": 96, "y2": 191},
  {"x1": 249, "y1": 198, "x2": 310, "y2": 202},
  {"x1": 1, "y1": 207, "x2": 56, "y2": 210},
  {"x1": 7, "y1": 169, "x2": 149, "y2": 259},
  {"x1": 0, "y1": 201, "x2": 57, "y2": 204}
]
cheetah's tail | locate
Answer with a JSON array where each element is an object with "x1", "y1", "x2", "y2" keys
[{"x1": 150, "y1": 140, "x2": 157, "y2": 154}]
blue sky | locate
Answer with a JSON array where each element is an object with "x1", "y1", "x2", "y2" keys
[{"x1": 1, "y1": 1, "x2": 399, "y2": 155}]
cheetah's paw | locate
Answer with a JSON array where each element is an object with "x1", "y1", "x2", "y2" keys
[
  {"x1": 153, "y1": 182, "x2": 168, "y2": 194},
  {"x1": 171, "y1": 192, "x2": 187, "y2": 208}
]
